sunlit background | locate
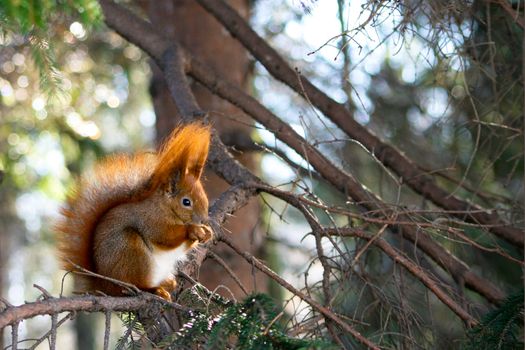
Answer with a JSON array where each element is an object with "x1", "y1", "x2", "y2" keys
[{"x1": 1, "y1": 0, "x2": 522, "y2": 348}]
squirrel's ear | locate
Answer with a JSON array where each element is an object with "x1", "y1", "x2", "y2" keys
[
  {"x1": 178, "y1": 123, "x2": 210, "y2": 180},
  {"x1": 185, "y1": 139, "x2": 209, "y2": 179},
  {"x1": 151, "y1": 123, "x2": 211, "y2": 190}
]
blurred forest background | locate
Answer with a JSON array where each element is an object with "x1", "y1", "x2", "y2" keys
[{"x1": 0, "y1": 0, "x2": 523, "y2": 349}]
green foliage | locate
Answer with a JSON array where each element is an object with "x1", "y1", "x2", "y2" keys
[
  {"x1": 116, "y1": 312, "x2": 146, "y2": 350},
  {"x1": 0, "y1": 0, "x2": 102, "y2": 94},
  {"x1": 28, "y1": 34, "x2": 65, "y2": 96},
  {"x1": 161, "y1": 292, "x2": 336, "y2": 350},
  {"x1": 0, "y1": 0, "x2": 101, "y2": 32},
  {"x1": 463, "y1": 289, "x2": 524, "y2": 350}
]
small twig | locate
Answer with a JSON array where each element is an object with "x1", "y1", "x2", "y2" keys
[
  {"x1": 103, "y1": 311, "x2": 111, "y2": 350},
  {"x1": 350, "y1": 224, "x2": 388, "y2": 267},
  {"x1": 262, "y1": 310, "x2": 284, "y2": 335},
  {"x1": 65, "y1": 259, "x2": 141, "y2": 295},
  {"x1": 206, "y1": 251, "x2": 249, "y2": 295},
  {"x1": 11, "y1": 322, "x2": 19, "y2": 350},
  {"x1": 33, "y1": 284, "x2": 53, "y2": 300},
  {"x1": 296, "y1": 202, "x2": 345, "y2": 346},
  {"x1": 59, "y1": 271, "x2": 72, "y2": 298},
  {"x1": 27, "y1": 313, "x2": 74, "y2": 350},
  {"x1": 49, "y1": 313, "x2": 57, "y2": 350},
  {"x1": 219, "y1": 234, "x2": 381, "y2": 350},
  {"x1": 178, "y1": 270, "x2": 199, "y2": 286}
]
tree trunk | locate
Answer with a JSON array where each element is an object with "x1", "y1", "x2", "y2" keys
[
  {"x1": 0, "y1": 190, "x2": 21, "y2": 350},
  {"x1": 146, "y1": 0, "x2": 266, "y2": 298}
]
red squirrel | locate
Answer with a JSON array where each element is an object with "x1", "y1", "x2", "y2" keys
[{"x1": 55, "y1": 123, "x2": 213, "y2": 300}]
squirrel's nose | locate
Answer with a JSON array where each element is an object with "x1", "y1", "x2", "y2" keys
[{"x1": 192, "y1": 213, "x2": 209, "y2": 225}]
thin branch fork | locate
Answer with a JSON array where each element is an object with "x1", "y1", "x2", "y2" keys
[
  {"x1": 256, "y1": 185, "x2": 477, "y2": 325},
  {"x1": 195, "y1": 0, "x2": 524, "y2": 249},
  {"x1": 291, "y1": 200, "x2": 347, "y2": 347},
  {"x1": 322, "y1": 227, "x2": 478, "y2": 326},
  {"x1": 219, "y1": 234, "x2": 381, "y2": 350},
  {"x1": 189, "y1": 41, "x2": 506, "y2": 305}
]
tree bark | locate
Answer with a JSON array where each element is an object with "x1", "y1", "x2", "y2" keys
[{"x1": 146, "y1": 0, "x2": 266, "y2": 298}]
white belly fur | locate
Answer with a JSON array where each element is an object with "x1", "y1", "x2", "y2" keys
[{"x1": 150, "y1": 243, "x2": 189, "y2": 287}]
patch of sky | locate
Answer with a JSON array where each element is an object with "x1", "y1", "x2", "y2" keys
[
  {"x1": 112, "y1": 64, "x2": 129, "y2": 103},
  {"x1": 139, "y1": 109, "x2": 156, "y2": 128},
  {"x1": 99, "y1": 111, "x2": 131, "y2": 150},
  {"x1": 16, "y1": 191, "x2": 60, "y2": 234},
  {"x1": 421, "y1": 87, "x2": 451, "y2": 119},
  {"x1": 25, "y1": 132, "x2": 67, "y2": 178}
]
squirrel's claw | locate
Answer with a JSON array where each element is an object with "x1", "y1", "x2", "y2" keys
[
  {"x1": 188, "y1": 224, "x2": 213, "y2": 243},
  {"x1": 155, "y1": 286, "x2": 173, "y2": 301}
]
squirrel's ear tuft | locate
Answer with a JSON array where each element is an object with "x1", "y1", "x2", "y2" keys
[{"x1": 151, "y1": 122, "x2": 211, "y2": 190}]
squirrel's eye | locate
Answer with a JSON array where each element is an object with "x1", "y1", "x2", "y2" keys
[{"x1": 181, "y1": 197, "x2": 192, "y2": 208}]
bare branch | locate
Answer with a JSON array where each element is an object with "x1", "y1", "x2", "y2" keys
[
  {"x1": 206, "y1": 251, "x2": 249, "y2": 296},
  {"x1": 27, "y1": 313, "x2": 74, "y2": 350},
  {"x1": 489, "y1": 0, "x2": 525, "y2": 28},
  {"x1": 103, "y1": 311, "x2": 111, "y2": 350},
  {"x1": 219, "y1": 234, "x2": 381, "y2": 350},
  {"x1": 0, "y1": 294, "x2": 177, "y2": 329},
  {"x1": 323, "y1": 227, "x2": 478, "y2": 326},
  {"x1": 195, "y1": 0, "x2": 523, "y2": 248}
]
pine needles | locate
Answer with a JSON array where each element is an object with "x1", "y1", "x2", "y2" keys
[
  {"x1": 463, "y1": 289, "x2": 524, "y2": 350},
  {"x1": 111, "y1": 283, "x2": 335, "y2": 350},
  {"x1": 162, "y1": 292, "x2": 336, "y2": 350},
  {"x1": 116, "y1": 312, "x2": 146, "y2": 350},
  {"x1": 0, "y1": 0, "x2": 101, "y2": 95}
]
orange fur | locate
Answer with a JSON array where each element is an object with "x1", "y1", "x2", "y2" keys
[
  {"x1": 55, "y1": 122, "x2": 212, "y2": 297},
  {"x1": 55, "y1": 153, "x2": 155, "y2": 272},
  {"x1": 151, "y1": 123, "x2": 211, "y2": 190}
]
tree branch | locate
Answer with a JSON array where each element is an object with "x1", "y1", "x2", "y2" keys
[
  {"x1": 257, "y1": 184, "x2": 505, "y2": 304},
  {"x1": 323, "y1": 227, "x2": 478, "y2": 326},
  {"x1": 219, "y1": 234, "x2": 381, "y2": 350},
  {"x1": 254, "y1": 184, "x2": 478, "y2": 324},
  {"x1": 0, "y1": 294, "x2": 176, "y2": 329},
  {"x1": 195, "y1": 0, "x2": 524, "y2": 248},
  {"x1": 99, "y1": 0, "x2": 506, "y2": 305},
  {"x1": 189, "y1": 52, "x2": 506, "y2": 304}
]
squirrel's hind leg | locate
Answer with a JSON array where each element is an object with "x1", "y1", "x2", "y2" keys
[
  {"x1": 153, "y1": 277, "x2": 177, "y2": 301},
  {"x1": 94, "y1": 222, "x2": 154, "y2": 294}
]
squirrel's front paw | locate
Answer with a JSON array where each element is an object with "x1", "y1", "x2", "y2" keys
[{"x1": 188, "y1": 224, "x2": 213, "y2": 243}]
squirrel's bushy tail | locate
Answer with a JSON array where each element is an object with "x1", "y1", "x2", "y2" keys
[{"x1": 55, "y1": 153, "x2": 155, "y2": 272}]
